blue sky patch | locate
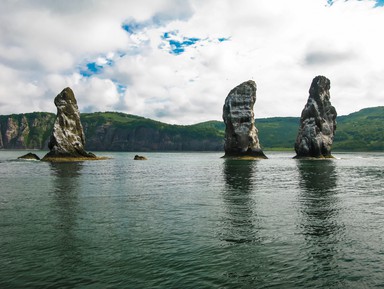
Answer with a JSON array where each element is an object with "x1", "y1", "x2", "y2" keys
[
  {"x1": 115, "y1": 83, "x2": 127, "y2": 95},
  {"x1": 122, "y1": 11, "x2": 187, "y2": 35},
  {"x1": 160, "y1": 30, "x2": 229, "y2": 55},
  {"x1": 122, "y1": 21, "x2": 147, "y2": 34},
  {"x1": 80, "y1": 62, "x2": 103, "y2": 77},
  {"x1": 327, "y1": 0, "x2": 384, "y2": 7},
  {"x1": 218, "y1": 37, "x2": 230, "y2": 42},
  {"x1": 79, "y1": 55, "x2": 115, "y2": 78},
  {"x1": 168, "y1": 37, "x2": 200, "y2": 55}
]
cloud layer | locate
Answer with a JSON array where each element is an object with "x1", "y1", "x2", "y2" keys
[{"x1": 0, "y1": 0, "x2": 383, "y2": 124}]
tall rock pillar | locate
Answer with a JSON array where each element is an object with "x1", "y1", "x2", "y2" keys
[
  {"x1": 222, "y1": 80, "x2": 267, "y2": 159},
  {"x1": 294, "y1": 76, "x2": 337, "y2": 158},
  {"x1": 42, "y1": 87, "x2": 97, "y2": 161}
]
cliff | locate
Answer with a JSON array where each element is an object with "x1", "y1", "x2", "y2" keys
[
  {"x1": 0, "y1": 111, "x2": 224, "y2": 151},
  {"x1": 82, "y1": 112, "x2": 223, "y2": 151},
  {"x1": 1, "y1": 107, "x2": 384, "y2": 151},
  {"x1": 0, "y1": 112, "x2": 55, "y2": 149}
]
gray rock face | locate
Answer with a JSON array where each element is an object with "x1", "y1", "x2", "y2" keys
[
  {"x1": 294, "y1": 76, "x2": 337, "y2": 158},
  {"x1": 222, "y1": 80, "x2": 267, "y2": 158},
  {"x1": 42, "y1": 87, "x2": 96, "y2": 160},
  {"x1": 0, "y1": 113, "x2": 55, "y2": 149}
]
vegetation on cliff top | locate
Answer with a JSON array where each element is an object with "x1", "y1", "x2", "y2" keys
[{"x1": 1, "y1": 106, "x2": 384, "y2": 151}]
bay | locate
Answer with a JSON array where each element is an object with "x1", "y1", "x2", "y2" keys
[{"x1": 1, "y1": 151, "x2": 384, "y2": 288}]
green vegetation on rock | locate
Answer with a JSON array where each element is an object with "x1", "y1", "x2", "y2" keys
[
  {"x1": 1, "y1": 106, "x2": 384, "y2": 151},
  {"x1": 332, "y1": 106, "x2": 384, "y2": 151}
]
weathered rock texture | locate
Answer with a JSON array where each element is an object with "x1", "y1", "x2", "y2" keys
[
  {"x1": 0, "y1": 113, "x2": 55, "y2": 149},
  {"x1": 42, "y1": 87, "x2": 97, "y2": 161},
  {"x1": 294, "y1": 76, "x2": 337, "y2": 158},
  {"x1": 222, "y1": 80, "x2": 267, "y2": 159}
]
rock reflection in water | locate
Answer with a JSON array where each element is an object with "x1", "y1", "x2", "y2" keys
[
  {"x1": 49, "y1": 162, "x2": 84, "y2": 276},
  {"x1": 297, "y1": 160, "x2": 341, "y2": 237},
  {"x1": 297, "y1": 160, "x2": 345, "y2": 287},
  {"x1": 221, "y1": 159, "x2": 259, "y2": 244}
]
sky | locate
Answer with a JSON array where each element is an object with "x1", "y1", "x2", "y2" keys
[{"x1": 0, "y1": 0, "x2": 384, "y2": 124}]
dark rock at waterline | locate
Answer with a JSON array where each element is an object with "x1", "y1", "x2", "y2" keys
[
  {"x1": 134, "y1": 155, "x2": 147, "y2": 160},
  {"x1": 222, "y1": 80, "x2": 267, "y2": 159},
  {"x1": 294, "y1": 76, "x2": 337, "y2": 159},
  {"x1": 42, "y1": 87, "x2": 97, "y2": 161},
  {"x1": 18, "y1": 152, "x2": 40, "y2": 160}
]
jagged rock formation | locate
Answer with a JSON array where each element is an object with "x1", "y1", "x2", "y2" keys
[
  {"x1": 222, "y1": 80, "x2": 267, "y2": 159},
  {"x1": 42, "y1": 87, "x2": 97, "y2": 161},
  {"x1": 294, "y1": 76, "x2": 337, "y2": 158}
]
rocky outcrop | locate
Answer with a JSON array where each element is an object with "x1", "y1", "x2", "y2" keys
[
  {"x1": 294, "y1": 76, "x2": 337, "y2": 158},
  {"x1": 18, "y1": 152, "x2": 41, "y2": 160},
  {"x1": 222, "y1": 80, "x2": 267, "y2": 159},
  {"x1": 134, "y1": 155, "x2": 147, "y2": 160},
  {"x1": 42, "y1": 87, "x2": 97, "y2": 161}
]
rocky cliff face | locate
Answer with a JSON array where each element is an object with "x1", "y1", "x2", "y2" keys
[
  {"x1": 83, "y1": 122, "x2": 223, "y2": 151},
  {"x1": 222, "y1": 80, "x2": 267, "y2": 158},
  {"x1": 0, "y1": 113, "x2": 55, "y2": 149},
  {"x1": 0, "y1": 112, "x2": 224, "y2": 151},
  {"x1": 42, "y1": 87, "x2": 96, "y2": 160},
  {"x1": 294, "y1": 75, "x2": 337, "y2": 158}
]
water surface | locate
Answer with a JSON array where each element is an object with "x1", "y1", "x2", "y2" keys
[{"x1": 1, "y1": 151, "x2": 384, "y2": 288}]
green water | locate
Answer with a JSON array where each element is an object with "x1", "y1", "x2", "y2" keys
[{"x1": 1, "y1": 151, "x2": 384, "y2": 288}]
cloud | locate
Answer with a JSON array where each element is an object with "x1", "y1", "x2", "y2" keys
[
  {"x1": 0, "y1": 0, "x2": 384, "y2": 124},
  {"x1": 304, "y1": 48, "x2": 357, "y2": 66}
]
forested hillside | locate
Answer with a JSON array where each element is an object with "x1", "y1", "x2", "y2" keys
[{"x1": 0, "y1": 107, "x2": 383, "y2": 151}]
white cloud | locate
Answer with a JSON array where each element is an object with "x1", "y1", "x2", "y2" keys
[{"x1": 0, "y1": 0, "x2": 383, "y2": 123}]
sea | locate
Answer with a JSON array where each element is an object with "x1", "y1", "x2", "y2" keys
[{"x1": 1, "y1": 150, "x2": 384, "y2": 288}]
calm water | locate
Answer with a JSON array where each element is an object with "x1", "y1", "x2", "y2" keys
[{"x1": 1, "y1": 151, "x2": 384, "y2": 288}]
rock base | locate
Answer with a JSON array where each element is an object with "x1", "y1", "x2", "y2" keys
[
  {"x1": 41, "y1": 155, "x2": 109, "y2": 162},
  {"x1": 222, "y1": 149, "x2": 268, "y2": 159},
  {"x1": 41, "y1": 151, "x2": 108, "y2": 162},
  {"x1": 293, "y1": 154, "x2": 335, "y2": 160}
]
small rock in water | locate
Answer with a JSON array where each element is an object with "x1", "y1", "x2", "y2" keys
[
  {"x1": 134, "y1": 155, "x2": 147, "y2": 160},
  {"x1": 18, "y1": 152, "x2": 40, "y2": 160}
]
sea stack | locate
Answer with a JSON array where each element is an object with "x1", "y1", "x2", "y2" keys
[
  {"x1": 222, "y1": 80, "x2": 267, "y2": 159},
  {"x1": 42, "y1": 87, "x2": 97, "y2": 161},
  {"x1": 294, "y1": 76, "x2": 337, "y2": 159}
]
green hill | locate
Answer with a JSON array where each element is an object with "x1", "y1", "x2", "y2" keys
[
  {"x1": 333, "y1": 106, "x2": 384, "y2": 151},
  {"x1": 0, "y1": 107, "x2": 383, "y2": 151}
]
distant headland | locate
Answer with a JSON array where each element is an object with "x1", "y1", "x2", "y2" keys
[
  {"x1": 0, "y1": 86, "x2": 383, "y2": 153},
  {"x1": 1, "y1": 106, "x2": 383, "y2": 152}
]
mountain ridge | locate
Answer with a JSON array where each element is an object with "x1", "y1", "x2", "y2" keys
[{"x1": 0, "y1": 106, "x2": 383, "y2": 151}]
